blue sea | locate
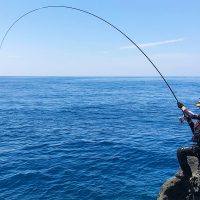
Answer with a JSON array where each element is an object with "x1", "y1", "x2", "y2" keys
[{"x1": 0, "y1": 77, "x2": 199, "y2": 200}]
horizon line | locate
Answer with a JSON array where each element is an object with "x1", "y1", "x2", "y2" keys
[{"x1": 0, "y1": 75, "x2": 199, "y2": 78}]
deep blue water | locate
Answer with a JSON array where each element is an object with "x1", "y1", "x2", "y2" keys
[{"x1": 0, "y1": 77, "x2": 199, "y2": 200}]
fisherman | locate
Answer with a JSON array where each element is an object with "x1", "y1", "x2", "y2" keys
[{"x1": 177, "y1": 100, "x2": 200, "y2": 178}]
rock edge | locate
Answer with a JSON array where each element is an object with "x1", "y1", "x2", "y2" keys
[{"x1": 157, "y1": 157, "x2": 200, "y2": 200}]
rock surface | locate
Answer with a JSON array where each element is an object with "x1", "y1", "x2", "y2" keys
[{"x1": 157, "y1": 156, "x2": 200, "y2": 200}]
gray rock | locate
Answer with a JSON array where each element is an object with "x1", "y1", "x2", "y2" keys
[{"x1": 157, "y1": 157, "x2": 200, "y2": 200}]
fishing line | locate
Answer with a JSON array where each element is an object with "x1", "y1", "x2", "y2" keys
[{"x1": 0, "y1": 5, "x2": 179, "y2": 102}]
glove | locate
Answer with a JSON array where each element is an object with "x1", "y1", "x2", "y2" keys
[{"x1": 177, "y1": 101, "x2": 184, "y2": 109}]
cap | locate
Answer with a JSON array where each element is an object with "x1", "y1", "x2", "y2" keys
[{"x1": 195, "y1": 99, "x2": 200, "y2": 107}]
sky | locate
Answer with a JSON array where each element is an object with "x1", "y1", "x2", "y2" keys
[{"x1": 0, "y1": 0, "x2": 200, "y2": 76}]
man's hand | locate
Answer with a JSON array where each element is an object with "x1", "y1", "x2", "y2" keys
[{"x1": 177, "y1": 101, "x2": 184, "y2": 109}]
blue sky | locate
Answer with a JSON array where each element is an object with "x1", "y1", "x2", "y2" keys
[{"x1": 0, "y1": 0, "x2": 200, "y2": 76}]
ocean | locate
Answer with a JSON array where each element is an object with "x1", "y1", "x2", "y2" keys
[{"x1": 0, "y1": 77, "x2": 199, "y2": 200}]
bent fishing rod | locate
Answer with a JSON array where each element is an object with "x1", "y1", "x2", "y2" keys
[{"x1": 0, "y1": 5, "x2": 179, "y2": 102}]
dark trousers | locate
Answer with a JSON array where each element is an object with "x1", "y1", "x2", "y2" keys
[{"x1": 177, "y1": 145, "x2": 200, "y2": 177}]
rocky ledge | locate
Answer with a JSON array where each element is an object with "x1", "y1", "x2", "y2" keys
[{"x1": 157, "y1": 157, "x2": 200, "y2": 200}]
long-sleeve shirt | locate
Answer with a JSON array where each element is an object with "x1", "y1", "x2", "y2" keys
[
  {"x1": 183, "y1": 109, "x2": 200, "y2": 121},
  {"x1": 183, "y1": 108, "x2": 200, "y2": 142}
]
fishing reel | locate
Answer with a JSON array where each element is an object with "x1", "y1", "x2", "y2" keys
[{"x1": 179, "y1": 115, "x2": 186, "y2": 124}]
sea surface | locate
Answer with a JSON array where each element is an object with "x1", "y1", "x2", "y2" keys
[{"x1": 0, "y1": 77, "x2": 199, "y2": 200}]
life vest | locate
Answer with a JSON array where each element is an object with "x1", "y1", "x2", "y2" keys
[{"x1": 192, "y1": 120, "x2": 200, "y2": 143}]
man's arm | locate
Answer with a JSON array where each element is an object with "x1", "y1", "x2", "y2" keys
[
  {"x1": 177, "y1": 101, "x2": 200, "y2": 120},
  {"x1": 181, "y1": 106, "x2": 200, "y2": 120},
  {"x1": 177, "y1": 102, "x2": 195, "y2": 133}
]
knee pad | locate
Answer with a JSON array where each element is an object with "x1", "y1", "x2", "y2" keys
[{"x1": 177, "y1": 147, "x2": 185, "y2": 158}]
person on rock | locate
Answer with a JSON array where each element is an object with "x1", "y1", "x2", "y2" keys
[{"x1": 177, "y1": 100, "x2": 200, "y2": 178}]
